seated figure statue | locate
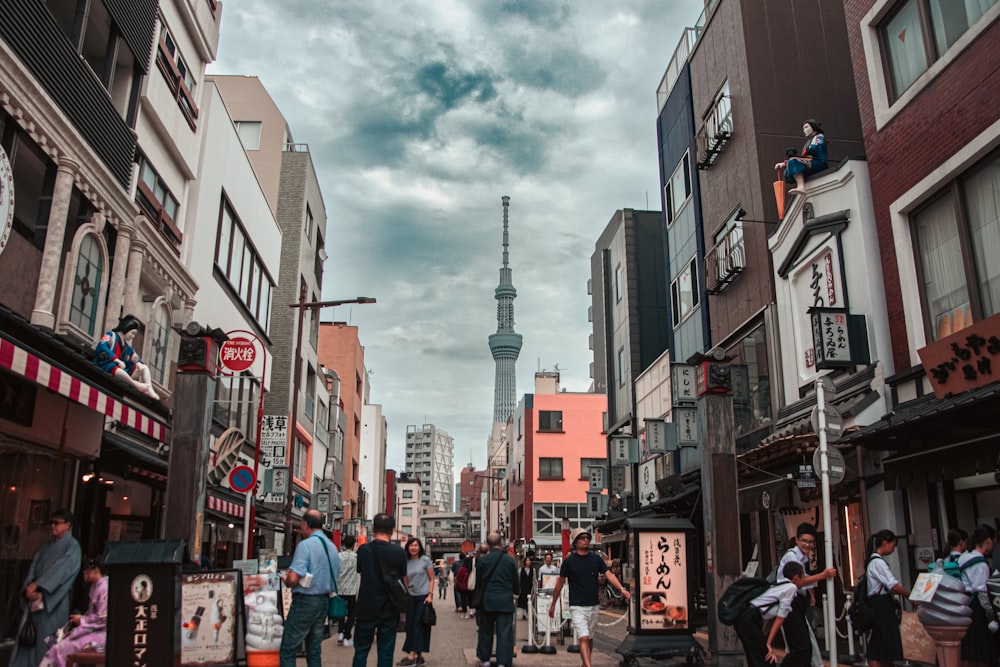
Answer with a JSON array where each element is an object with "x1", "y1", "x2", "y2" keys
[
  {"x1": 775, "y1": 119, "x2": 827, "y2": 195},
  {"x1": 93, "y1": 315, "x2": 159, "y2": 400}
]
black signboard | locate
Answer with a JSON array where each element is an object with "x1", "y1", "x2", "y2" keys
[{"x1": 106, "y1": 562, "x2": 179, "y2": 667}]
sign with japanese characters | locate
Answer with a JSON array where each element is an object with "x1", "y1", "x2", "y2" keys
[
  {"x1": 645, "y1": 419, "x2": 668, "y2": 453},
  {"x1": 639, "y1": 459, "x2": 659, "y2": 506},
  {"x1": 917, "y1": 311, "x2": 1000, "y2": 400},
  {"x1": 218, "y1": 337, "x2": 256, "y2": 373},
  {"x1": 258, "y1": 415, "x2": 288, "y2": 502},
  {"x1": 674, "y1": 407, "x2": 699, "y2": 446},
  {"x1": 810, "y1": 307, "x2": 852, "y2": 369},
  {"x1": 107, "y1": 563, "x2": 176, "y2": 667},
  {"x1": 637, "y1": 531, "x2": 689, "y2": 632},
  {"x1": 611, "y1": 436, "x2": 636, "y2": 466},
  {"x1": 180, "y1": 571, "x2": 240, "y2": 666},
  {"x1": 671, "y1": 364, "x2": 697, "y2": 404},
  {"x1": 788, "y1": 243, "x2": 847, "y2": 382}
]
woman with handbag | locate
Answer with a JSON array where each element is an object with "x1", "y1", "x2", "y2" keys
[
  {"x1": 399, "y1": 538, "x2": 434, "y2": 667},
  {"x1": 456, "y1": 558, "x2": 472, "y2": 617},
  {"x1": 517, "y1": 557, "x2": 533, "y2": 620}
]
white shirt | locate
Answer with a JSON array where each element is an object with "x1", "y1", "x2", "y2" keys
[
  {"x1": 752, "y1": 582, "x2": 798, "y2": 620},
  {"x1": 958, "y1": 550, "x2": 990, "y2": 594},
  {"x1": 866, "y1": 556, "x2": 898, "y2": 595},
  {"x1": 777, "y1": 546, "x2": 814, "y2": 592}
]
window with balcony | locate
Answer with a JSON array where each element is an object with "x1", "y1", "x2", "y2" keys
[
  {"x1": 215, "y1": 196, "x2": 276, "y2": 333},
  {"x1": 665, "y1": 152, "x2": 692, "y2": 224},
  {"x1": 913, "y1": 150, "x2": 1000, "y2": 342},
  {"x1": 157, "y1": 28, "x2": 199, "y2": 128},
  {"x1": 705, "y1": 210, "x2": 745, "y2": 295},
  {"x1": 538, "y1": 411, "x2": 563, "y2": 432},
  {"x1": 697, "y1": 81, "x2": 732, "y2": 169},
  {"x1": 879, "y1": 0, "x2": 998, "y2": 100},
  {"x1": 671, "y1": 258, "x2": 700, "y2": 327},
  {"x1": 135, "y1": 154, "x2": 182, "y2": 248},
  {"x1": 538, "y1": 457, "x2": 563, "y2": 480}
]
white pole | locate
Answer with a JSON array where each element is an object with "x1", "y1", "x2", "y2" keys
[
  {"x1": 243, "y1": 490, "x2": 252, "y2": 559},
  {"x1": 817, "y1": 379, "x2": 838, "y2": 667}
]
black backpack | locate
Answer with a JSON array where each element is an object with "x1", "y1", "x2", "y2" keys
[
  {"x1": 718, "y1": 577, "x2": 772, "y2": 625},
  {"x1": 849, "y1": 555, "x2": 879, "y2": 633}
]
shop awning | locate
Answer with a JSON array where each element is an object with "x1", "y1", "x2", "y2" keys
[
  {"x1": 208, "y1": 493, "x2": 246, "y2": 519},
  {"x1": 0, "y1": 335, "x2": 167, "y2": 441}
]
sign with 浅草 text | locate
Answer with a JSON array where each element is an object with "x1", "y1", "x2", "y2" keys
[{"x1": 917, "y1": 311, "x2": 1000, "y2": 400}]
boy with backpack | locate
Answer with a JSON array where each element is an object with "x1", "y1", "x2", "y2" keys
[
  {"x1": 734, "y1": 562, "x2": 807, "y2": 667},
  {"x1": 776, "y1": 523, "x2": 837, "y2": 667}
]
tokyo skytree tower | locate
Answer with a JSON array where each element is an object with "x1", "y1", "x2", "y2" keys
[{"x1": 488, "y1": 196, "x2": 522, "y2": 423}]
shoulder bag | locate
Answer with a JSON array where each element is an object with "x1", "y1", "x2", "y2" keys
[
  {"x1": 372, "y1": 542, "x2": 409, "y2": 613},
  {"x1": 469, "y1": 552, "x2": 505, "y2": 609},
  {"x1": 318, "y1": 536, "x2": 347, "y2": 620}
]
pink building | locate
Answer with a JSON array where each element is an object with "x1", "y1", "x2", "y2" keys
[{"x1": 507, "y1": 372, "x2": 607, "y2": 548}]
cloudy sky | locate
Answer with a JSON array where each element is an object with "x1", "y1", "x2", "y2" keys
[{"x1": 210, "y1": 1, "x2": 705, "y2": 476}]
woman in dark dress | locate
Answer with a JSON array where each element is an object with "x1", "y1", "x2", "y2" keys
[
  {"x1": 865, "y1": 530, "x2": 910, "y2": 667},
  {"x1": 774, "y1": 119, "x2": 828, "y2": 194},
  {"x1": 516, "y1": 557, "x2": 533, "y2": 620}
]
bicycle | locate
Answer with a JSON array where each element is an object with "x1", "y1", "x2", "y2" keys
[{"x1": 599, "y1": 581, "x2": 625, "y2": 609}]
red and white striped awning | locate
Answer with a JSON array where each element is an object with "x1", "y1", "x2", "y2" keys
[
  {"x1": 0, "y1": 336, "x2": 168, "y2": 441},
  {"x1": 207, "y1": 494, "x2": 246, "y2": 518}
]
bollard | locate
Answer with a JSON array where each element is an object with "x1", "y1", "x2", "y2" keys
[
  {"x1": 567, "y1": 616, "x2": 579, "y2": 653},
  {"x1": 539, "y1": 595, "x2": 557, "y2": 655},
  {"x1": 522, "y1": 590, "x2": 539, "y2": 654}
]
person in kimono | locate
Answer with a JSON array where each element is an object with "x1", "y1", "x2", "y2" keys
[
  {"x1": 13, "y1": 508, "x2": 82, "y2": 667},
  {"x1": 93, "y1": 314, "x2": 159, "y2": 400},
  {"x1": 40, "y1": 557, "x2": 108, "y2": 667},
  {"x1": 774, "y1": 119, "x2": 828, "y2": 194}
]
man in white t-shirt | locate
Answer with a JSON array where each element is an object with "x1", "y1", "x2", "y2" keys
[
  {"x1": 538, "y1": 554, "x2": 560, "y2": 591},
  {"x1": 734, "y1": 562, "x2": 806, "y2": 667}
]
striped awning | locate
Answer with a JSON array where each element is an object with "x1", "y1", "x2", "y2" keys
[
  {"x1": 207, "y1": 493, "x2": 246, "y2": 518},
  {"x1": 0, "y1": 336, "x2": 168, "y2": 441}
]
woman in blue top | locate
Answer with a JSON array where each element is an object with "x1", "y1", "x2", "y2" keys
[{"x1": 775, "y1": 119, "x2": 828, "y2": 195}]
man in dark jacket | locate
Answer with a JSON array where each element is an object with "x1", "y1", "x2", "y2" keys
[
  {"x1": 352, "y1": 513, "x2": 407, "y2": 667},
  {"x1": 475, "y1": 532, "x2": 519, "y2": 667}
]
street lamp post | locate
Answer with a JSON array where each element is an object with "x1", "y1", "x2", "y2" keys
[{"x1": 284, "y1": 294, "x2": 375, "y2": 553}]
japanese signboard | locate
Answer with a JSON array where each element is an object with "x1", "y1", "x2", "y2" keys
[
  {"x1": 258, "y1": 415, "x2": 288, "y2": 502},
  {"x1": 787, "y1": 243, "x2": 846, "y2": 383},
  {"x1": 674, "y1": 407, "x2": 699, "y2": 446},
  {"x1": 180, "y1": 571, "x2": 241, "y2": 666},
  {"x1": 810, "y1": 307, "x2": 852, "y2": 369},
  {"x1": 671, "y1": 364, "x2": 697, "y2": 404},
  {"x1": 637, "y1": 530, "x2": 689, "y2": 632},
  {"x1": 107, "y1": 563, "x2": 177, "y2": 667},
  {"x1": 586, "y1": 491, "x2": 609, "y2": 517},
  {"x1": 611, "y1": 436, "x2": 637, "y2": 466},
  {"x1": 917, "y1": 311, "x2": 1000, "y2": 400},
  {"x1": 639, "y1": 459, "x2": 659, "y2": 507},
  {"x1": 588, "y1": 464, "x2": 605, "y2": 491},
  {"x1": 218, "y1": 337, "x2": 256, "y2": 373},
  {"x1": 644, "y1": 419, "x2": 668, "y2": 454}
]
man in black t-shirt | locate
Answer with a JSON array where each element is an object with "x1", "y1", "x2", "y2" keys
[
  {"x1": 352, "y1": 513, "x2": 408, "y2": 667},
  {"x1": 549, "y1": 528, "x2": 630, "y2": 667}
]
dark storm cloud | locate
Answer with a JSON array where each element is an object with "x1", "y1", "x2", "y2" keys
[
  {"x1": 415, "y1": 62, "x2": 498, "y2": 109},
  {"x1": 503, "y1": 43, "x2": 607, "y2": 97}
]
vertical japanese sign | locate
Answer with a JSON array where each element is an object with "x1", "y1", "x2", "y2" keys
[
  {"x1": 674, "y1": 407, "x2": 699, "y2": 446},
  {"x1": 671, "y1": 364, "x2": 697, "y2": 405},
  {"x1": 258, "y1": 415, "x2": 288, "y2": 502},
  {"x1": 107, "y1": 563, "x2": 176, "y2": 667},
  {"x1": 810, "y1": 307, "x2": 852, "y2": 369},
  {"x1": 180, "y1": 571, "x2": 240, "y2": 666},
  {"x1": 637, "y1": 531, "x2": 689, "y2": 632}
]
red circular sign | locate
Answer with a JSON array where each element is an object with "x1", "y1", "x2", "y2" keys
[
  {"x1": 219, "y1": 337, "x2": 256, "y2": 373},
  {"x1": 229, "y1": 465, "x2": 256, "y2": 493}
]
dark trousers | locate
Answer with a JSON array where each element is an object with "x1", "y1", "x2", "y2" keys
[
  {"x1": 477, "y1": 611, "x2": 515, "y2": 667},
  {"x1": 280, "y1": 594, "x2": 326, "y2": 667},
  {"x1": 460, "y1": 590, "x2": 472, "y2": 612},
  {"x1": 454, "y1": 579, "x2": 462, "y2": 609},
  {"x1": 402, "y1": 595, "x2": 431, "y2": 653},
  {"x1": 338, "y1": 594, "x2": 357, "y2": 639},
  {"x1": 781, "y1": 596, "x2": 813, "y2": 667},
  {"x1": 734, "y1": 606, "x2": 771, "y2": 667},
  {"x1": 352, "y1": 614, "x2": 399, "y2": 667}
]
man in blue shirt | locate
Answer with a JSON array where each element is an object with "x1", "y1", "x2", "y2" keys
[{"x1": 280, "y1": 509, "x2": 339, "y2": 667}]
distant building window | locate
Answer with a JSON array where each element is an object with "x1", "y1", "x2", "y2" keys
[
  {"x1": 305, "y1": 205, "x2": 314, "y2": 241},
  {"x1": 157, "y1": 28, "x2": 199, "y2": 127},
  {"x1": 880, "y1": 0, "x2": 998, "y2": 100},
  {"x1": 293, "y1": 439, "x2": 308, "y2": 480},
  {"x1": 671, "y1": 258, "x2": 700, "y2": 327},
  {"x1": 235, "y1": 121, "x2": 261, "y2": 150},
  {"x1": 403, "y1": 490, "x2": 413, "y2": 499},
  {"x1": 538, "y1": 457, "x2": 563, "y2": 480},
  {"x1": 665, "y1": 152, "x2": 692, "y2": 224},
  {"x1": 68, "y1": 234, "x2": 104, "y2": 336},
  {"x1": 615, "y1": 264, "x2": 624, "y2": 302},
  {"x1": 402, "y1": 507, "x2": 412, "y2": 517},
  {"x1": 538, "y1": 411, "x2": 563, "y2": 432},
  {"x1": 215, "y1": 196, "x2": 275, "y2": 333}
]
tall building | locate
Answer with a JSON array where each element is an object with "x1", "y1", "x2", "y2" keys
[
  {"x1": 360, "y1": 403, "x2": 387, "y2": 521},
  {"x1": 459, "y1": 463, "x2": 483, "y2": 513},
  {"x1": 405, "y1": 423, "x2": 454, "y2": 511},
  {"x1": 488, "y1": 196, "x2": 522, "y2": 423}
]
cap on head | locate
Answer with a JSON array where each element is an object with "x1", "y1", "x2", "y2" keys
[{"x1": 571, "y1": 528, "x2": 591, "y2": 546}]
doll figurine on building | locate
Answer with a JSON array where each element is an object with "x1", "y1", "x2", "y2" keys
[
  {"x1": 774, "y1": 119, "x2": 828, "y2": 195},
  {"x1": 93, "y1": 315, "x2": 159, "y2": 400}
]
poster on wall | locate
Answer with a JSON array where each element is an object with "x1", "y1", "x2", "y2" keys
[
  {"x1": 637, "y1": 531, "x2": 689, "y2": 632},
  {"x1": 180, "y1": 571, "x2": 241, "y2": 667}
]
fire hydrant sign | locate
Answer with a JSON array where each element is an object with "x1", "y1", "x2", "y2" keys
[{"x1": 219, "y1": 337, "x2": 256, "y2": 373}]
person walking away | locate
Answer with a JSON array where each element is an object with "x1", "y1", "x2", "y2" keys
[
  {"x1": 39, "y1": 557, "x2": 108, "y2": 667},
  {"x1": 776, "y1": 523, "x2": 836, "y2": 667},
  {"x1": 437, "y1": 565, "x2": 449, "y2": 600},
  {"x1": 279, "y1": 509, "x2": 339, "y2": 667},
  {"x1": 13, "y1": 508, "x2": 82, "y2": 667},
  {"x1": 400, "y1": 537, "x2": 434, "y2": 667},
  {"x1": 517, "y1": 557, "x2": 533, "y2": 620},
  {"x1": 352, "y1": 513, "x2": 408, "y2": 667},
  {"x1": 475, "y1": 533, "x2": 519, "y2": 667},
  {"x1": 959, "y1": 524, "x2": 998, "y2": 667},
  {"x1": 538, "y1": 553, "x2": 559, "y2": 591},
  {"x1": 337, "y1": 534, "x2": 360, "y2": 647},
  {"x1": 451, "y1": 558, "x2": 464, "y2": 612},
  {"x1": 947, "y1": 528, "x2": 968, "y2": 563},
  {"x1": 549, "y1": 528, "x2": 630, "y2": 667},
  {"x1": 734, "y1": 562, "x2": 806, "y2": 667},
  {"x1": 456, "y1": 557, "x2": 473, "y2": 617},
  {"x1": 865, "y1": 529, "x2": 911, "y2": 667}
]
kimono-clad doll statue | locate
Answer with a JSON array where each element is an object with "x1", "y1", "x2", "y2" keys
[
  {"x1": 12, "y1": 509, "x2": 81, "y2": 667},
  {"x1": 774, "y1": 119, "x2": 828, "y2": 195},
  {"x1": 93, "y1": 314, "x2": 159, "y2": 400},
  {"x1": 39, "y1": 557, "x2": 108, "y2": 667}
]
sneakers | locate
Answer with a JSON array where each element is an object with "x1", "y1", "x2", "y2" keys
[{"x1": 342, "y1": 639, "x2": 353, "y2": 647}]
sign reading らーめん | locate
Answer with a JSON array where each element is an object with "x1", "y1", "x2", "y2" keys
[{"x1": 917, "y1": 311, "x2": 1000, "y2": 400}]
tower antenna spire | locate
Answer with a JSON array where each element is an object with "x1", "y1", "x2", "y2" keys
[{"x1": 488, "y1": 196, "x2": 522, "y2": 423}]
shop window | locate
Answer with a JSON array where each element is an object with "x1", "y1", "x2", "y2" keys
[
  {"x1": 538, "y1": 411, "x2": 563, "y2": 432},
  {"x1": 913, "y1": 150, "x2": 1000, "y2": 341},
  {"x1": 538, "y1": 457, "x2": 563, "y2": 480}
]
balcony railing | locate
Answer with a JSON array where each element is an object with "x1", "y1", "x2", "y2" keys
[
  {"x1": 705, "y1": 226, "x2": 745, "y2": 295},
  {"x1": 696, "y1": 93, "x2": 732, "y2": 169}
]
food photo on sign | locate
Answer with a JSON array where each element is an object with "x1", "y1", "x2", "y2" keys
[
  {"x1": 638, "y1": 531, "x2": 689, "y2": 631},
  {"x1": 180, "y1": 571, "x2": 241, "y2": 667}
]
